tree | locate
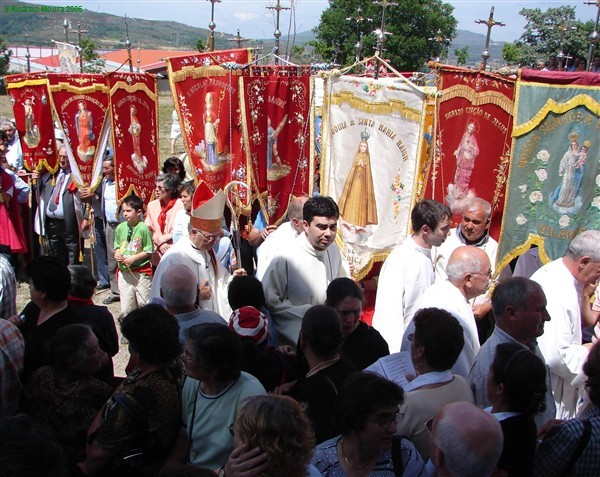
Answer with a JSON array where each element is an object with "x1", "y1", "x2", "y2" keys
[
  {"x1": 80, "y1": 38, "x2": 105, "y2": 73},
  {"x1": 313, "y1": 0, "x2": 457, "y2": 70},
  {"x1": 502, "y1": 43, "x2": 523, "y2": 66},
  {"x1": 454, "y1": 46, "x2": 469, "y2": 66},
  {"x1": 514, "y1": 6, "x2": 594, "y2": 67},
  {"x1": 196, "y1": 38, "x2": 205, "y2": 52},
  {"x1": 0, "y1": 37, "x2": 11, "y2": 77}
]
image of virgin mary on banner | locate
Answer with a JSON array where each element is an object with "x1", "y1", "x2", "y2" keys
[
  {"x1": 107, "y1": 72, "x2": 159, "y2": 204},
  {"x1": 321, "y1": 75, "x2": 428, "y2": 279},
  {"x1": 5, "y1": 73, "x2": 58, "y2": 173},
  {"x1": 48, "y1": 74, "x2": 110, "y2": 191},
  {"x1": 240, "y1": 66, "x2": 312, "y2": 224},
  {"x1": 166, "y1": 49, "x2": 252, "y2": 191},
  {"x1": 425, "y1": 66, "x2": 515, "y2": 239},
  {"x1": 497, "y1": 70, "x2": 600, "y2": 270}
]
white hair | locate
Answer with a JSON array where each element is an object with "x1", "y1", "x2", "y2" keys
[
  {"x1": 568, "y1": 230, "x2": 600, "y2": 262},
  {"x1": 161, "y1": 264, "x2": 197, "y2": 307},
  {"x1": 434, "y1": 411, "x2": 503, "y2": 477},
  {"x1": 446, "y1": 248, "x2": 483, "y2": 282}
]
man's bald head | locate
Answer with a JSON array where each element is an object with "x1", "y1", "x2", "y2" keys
[
  {"x1": 430, "y1": 402, "x2": 503, "y2": 477},
  {"x1": 446, "y1": 245, "x2": 492, "y2": 300},
  {"x1": 288, "y1": 194, "x2": 309, "y2": 234},
  {"x1": 161, "y1": 264, "x2": 197, "y2": 309}
]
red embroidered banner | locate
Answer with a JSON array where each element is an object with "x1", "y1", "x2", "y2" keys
[
  {"x1": 106, "y1": 72, "x2": 159, "y2": 204},
  {"x1": 48, "y1": 74, "x2": 110, "y2": 190},
  {"x1": 5, "y1": 73, "x2": 58, "y2": 173},
  {"x1": 240, "y1": 66, "x2": 312, "y2": 224},
  {"x1": 424, "y1": 66, "x2": 516, "y2": 239},
  {"x1": 166, "y1": 49, "x2": 252, "y2": 192}
]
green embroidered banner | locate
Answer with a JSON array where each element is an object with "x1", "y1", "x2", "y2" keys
[{"x1": 497, "y1": 70, "x2": 600, "y2": 269}]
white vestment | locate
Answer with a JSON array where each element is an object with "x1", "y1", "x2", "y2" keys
[
  {"x1": 260, "y1": 233, "x2": 348, "y2": 346},
  {"x1": 532, "y1": 258, "x2": 589, "y2": 419},
  {"x1": 150, "y1": 237, "x2": 232, "y2": 319},
  {"x1": 400, "y1": 280, "x2": 480, "y2": 378},
  {"x1": 372, "y1": 237, "x2": 434, "y2": 353},
  {"x1": 255, "y1": 222, "x2": 298, "y2": 281},
  {"x1": 432, "y1": 227, "x2": 511, "y2": 307}
]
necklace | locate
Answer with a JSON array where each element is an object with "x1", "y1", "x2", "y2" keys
[
  {"x1": 305, "y1": 355, "x2": 340, "y2": 378},
  {"x1": 340, "y1": 437, "x2": 371, "y2": 470}
]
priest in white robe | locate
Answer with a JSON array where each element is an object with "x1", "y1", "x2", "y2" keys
[
  {"x1": 401, "y1": 246, "x2": 492, "y2": 377},
  {"x1": 151, "y1": 181, "x2": 245, "y2": 319},
  {"x1": 261, "y1": 196, "x2": 348, "y2": 347}
]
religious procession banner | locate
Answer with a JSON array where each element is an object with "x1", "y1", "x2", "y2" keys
[
  {"x1": 240, "y1": 66, "x2": 313, "y2": 225},
  {"x1": 106, "y1": 72, "x2": 159, "y2": 204},
  {"x1": 166, "y1": 49, "x2": 252, "y2": 192},
  {"x1": 47, "y1": 74, "x2": 111, "y2": 191},
  {"x1": 5, "y1": 73, "x2": 58, "y2": 173},
  {"x1": 321, "y1": 74, "x2": 429, "y2": 279},
  {"x1": 497, "y1": 70, "x2": 600, "y2": 269},
  {"x1": 54, "y1": 41, "x2": 78, "y2": 73},
  {"x1": 425, "y1": 65, "x2": 515, "y2": 240}
]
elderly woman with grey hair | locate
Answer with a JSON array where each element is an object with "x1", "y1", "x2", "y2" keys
[{"x1": 145, "y1": 173, "x2": 184, "y2": 266}]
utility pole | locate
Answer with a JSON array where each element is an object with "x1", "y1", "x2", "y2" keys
[
  {"x1": 475, "y1": 6, "x2": 505, "y2": 71},
  {"x1": 267, "y1": 0, "x2": 290, "y2": 64},
  {"x1": 71, "y1": 21, "x2": 89, "y2": 73},
  {"x1": 206, "y1": 0, "x2": 221, "y2": 52}
]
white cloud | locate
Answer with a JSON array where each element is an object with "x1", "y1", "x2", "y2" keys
[{"x1": 235, "y1": 12, "x2": 258, "y2": 22}]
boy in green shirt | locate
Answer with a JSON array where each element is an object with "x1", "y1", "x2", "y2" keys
[{"x1": 114, "y1": 194, "x2": 153, "y2": 315}]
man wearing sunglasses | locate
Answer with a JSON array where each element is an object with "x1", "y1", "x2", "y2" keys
[{"x1": 150, "y1": 181, "x2": 245, "y2": 318}]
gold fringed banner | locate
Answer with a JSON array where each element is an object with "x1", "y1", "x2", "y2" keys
[
  {"x1": 5, "y1": 73, "x2": 58, "y2": 173},
  {"x1": 425, "y1": 65, "x2": 516, "y2": 240},
  {"x1": 321, "y1": 74, "x2": 428, "y2": 279}
]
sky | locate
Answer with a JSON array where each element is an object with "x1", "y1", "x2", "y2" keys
[{"x1": 17, "y1": 0, "x2": 598, "y2": 43}]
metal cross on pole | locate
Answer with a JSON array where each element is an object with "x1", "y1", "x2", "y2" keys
[
  {"x1": 124, "y1": 15, "x2": 133, "y2": 72},
  {"x1": 206, "y1": 0, "x2": 222, "y2": 52},
  {"x1": 585, "y1": 0, "x2": 599, "y2": 71},
  {"x1": 227, "y1": 29, "x2": 250, "y2": 49},
  {"x1": 373, "y1": 0, "x2": 397, "y2": 79},
  {"x1": 475, "y1": 6, "x2": 505, "y2": 71},
  {"x1": 71, "y1": 21, "x2": 89, "y2": 73},
  {"x1": 346, "y1": 6, "x2": 373, "y2": 63},
  {"x1": 267, "y1": 0, "x2": 290, "y2": 64}
]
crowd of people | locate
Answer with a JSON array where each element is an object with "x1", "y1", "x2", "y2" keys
[
  {"x1": 1, "y1": 114, "x2": 600, "y2": 476},
  {"x1": 535, "y1": 54, "x2": 600, "y2": 73}
]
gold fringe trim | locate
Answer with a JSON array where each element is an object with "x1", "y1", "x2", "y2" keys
[
  {"x1": 109, "y1": 82, "x2": 157, "y2": 101},
  {"x1": 329, "y1": 91, "x2": 421, "y2": 123},
  {"x1": 49, "y1": 83, "x2": 109, "y2": 94},
  {"x1": 496, "y1": 233, "x2": 551, "y2": 274},
  {"x1": 440, "y1": 84, "x2": 514, "y2": 115},
  {"x1": 170, "y1": 65, "x2": 243, "y2": 82},
  {"x1": 6, "y1": 78, "x2": 48, "y2": 89},
  {"x1": 513, "y1": 93, "x2": 600, "y2": 137}
]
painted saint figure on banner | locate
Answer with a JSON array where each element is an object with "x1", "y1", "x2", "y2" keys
[
  {"x1": 552, "y1": 132, "x2": 589, "y2": 212},
  {"x1": 75, "y1": 100, "x2": 95, "y2": 162},
  {"x1": 447, "y1": 121, "x2": 479, "y2": 211},
  {"x1": 338, "y1": 129, "x2": 378, "y2": 229},
  {"x1": 128, "y1": 104, "x2": 147, "y2": 174},
  {"x1": 267, "y1": 115, "x2": 291, "y2": 181},
  {"x1": 203, "y1": 92, "x2": 220, "y2": 166},
  {"x1": 23, "y1": 97, "x2": 40, "y2": 148}
]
